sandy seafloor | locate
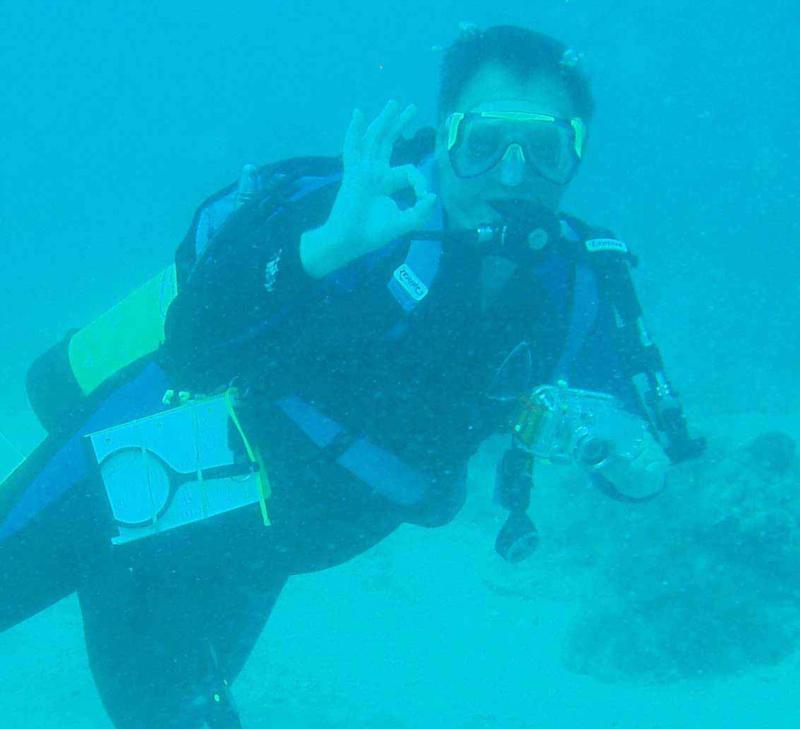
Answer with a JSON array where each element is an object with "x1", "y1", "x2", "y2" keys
[{"x1": 2, "y1": 411, "x2": 799, "y2": 729}]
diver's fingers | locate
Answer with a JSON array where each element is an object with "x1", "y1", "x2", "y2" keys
[
  {"x1": 382, "y1": 164, "x2": 430, "y2": 197},
  {"x1": 363, "y1": 99, "x2": 401, "y2": 158},
  {"x1": 379, "y1": 103, "x2": 418, "y2": 161},
  {"x1": 343, "y1": 108, "x2": 366, "y2": 168},
  {"x1": 393, "y1": 191, "x2": 438, "y2": 234},
  {"x1": 405, "y1": 163, "x2": 430, "y2": 201}
]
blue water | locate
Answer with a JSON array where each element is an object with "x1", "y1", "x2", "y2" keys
[{"x1": 1, "y1": 1, "x2": 798, "y2": 727}]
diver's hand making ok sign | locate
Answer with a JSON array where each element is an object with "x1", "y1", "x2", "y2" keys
[{"x1": 300, "y1": 100, "x2": 437, "y2": 278}]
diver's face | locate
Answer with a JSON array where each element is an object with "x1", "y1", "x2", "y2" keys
[{"x1": 436, "y1": 63, "x2": 580, "y2": 229}]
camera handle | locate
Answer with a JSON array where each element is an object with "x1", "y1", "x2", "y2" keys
[{"x1": 494, "y1": 444, "x2": 539, "y2": 562}]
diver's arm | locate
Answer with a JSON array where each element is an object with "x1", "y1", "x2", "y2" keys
[
  {"x1": 165, "y1": 103, "x2": 438, "y2": 390},
  {"x1": 548, "y1": 269, "x2": 702, "y2": 501},
  {"x1": 571, "y1": 247, "x2": 704, "y2": 464},
  {"x1": 162, "y1": 183, "x2": 341, "y2": 390}
]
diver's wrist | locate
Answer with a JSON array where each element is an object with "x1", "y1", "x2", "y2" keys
[{"x1": 300, "y1": 225, "x2": 347, "y2": 278}]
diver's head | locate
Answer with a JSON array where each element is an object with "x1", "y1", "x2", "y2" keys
[{"x1": 435, "y1": 25, "x2": 594, "y2": 229}]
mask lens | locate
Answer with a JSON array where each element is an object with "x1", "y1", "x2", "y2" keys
[
  {"x1": 450, "y1": 113, "x2": 581, "y2": 184},
  {"x1": 520, "y1": 122, "x2": 579, "y2": 184},
  {"x1": 452, "y1": 116, "x2": 509, "y2": 178}
]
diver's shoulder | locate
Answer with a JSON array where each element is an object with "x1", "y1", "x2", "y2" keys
[
  {"x1": 558, "y1": 211, "x2": 617, "y2": 242},
  {"x1": 558, "y1": 212, "x2": 637, "y2": 259}
]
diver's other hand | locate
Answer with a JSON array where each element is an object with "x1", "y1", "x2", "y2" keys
[
  {"x1": 301, "y1": 100, "x2": 437, "y2": 278},
  {"x1": 581, "y1": 420, "x2": 672, "y2": 502}
]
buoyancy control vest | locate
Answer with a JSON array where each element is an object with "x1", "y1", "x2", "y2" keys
[
  {"x1": 7, "y1": 128, "x2": 702, "y2": 543},
  {"x1": 24, "y1": 131, "x2": 437, "y2": 434}
]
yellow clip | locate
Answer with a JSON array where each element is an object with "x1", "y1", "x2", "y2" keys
[{"x1": 225, "y1": 389, "x2": 271, "y2": 526}]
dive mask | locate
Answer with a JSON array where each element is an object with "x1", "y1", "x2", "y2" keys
[{"x1": 446, "y1": 110, "x2": 586, "y2": 184}]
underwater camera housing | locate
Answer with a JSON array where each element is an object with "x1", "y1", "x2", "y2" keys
[
  {"x1": 495, "y1": 384, "x2": 668, "y2": 561},
  {"x1": 514, "y1": 384, "x2": 626, "y2": 463},
  {"x1": 514, "y1": 383, "x2": 668, "y2": 501}
]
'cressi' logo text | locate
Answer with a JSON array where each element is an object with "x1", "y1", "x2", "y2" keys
[{"x1": 393, "y1": 264, "x2": 429, "y2": 301}]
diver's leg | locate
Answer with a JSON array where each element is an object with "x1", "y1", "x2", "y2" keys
[
  {"x1": 0, "y1": 477, "x2": 107, "y2": 633},
  {"x1": 206, "y1": 562, "x2": 288, "y2": 681},
  {"x1": 79, "y1": 554, "x2": 220, "y2": 729},
  {"x1": 78, "y1": 538, "x2": 287, "y2": 729},
  {"x1": 203, "y1": 569, "x2": 287, "y2": 729}
]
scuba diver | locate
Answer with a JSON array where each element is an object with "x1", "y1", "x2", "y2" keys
[{"x1": 0, "y1": 25, "x2": 704, "y2": 729}]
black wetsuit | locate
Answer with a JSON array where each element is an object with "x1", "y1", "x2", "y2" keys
[{"x1": 1, "y1": 154, "x2": 645, "y2": 729}]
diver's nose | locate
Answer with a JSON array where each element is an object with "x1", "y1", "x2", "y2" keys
[{"x1": 498, "y1": 143, "x2": 526, "y2": 187}]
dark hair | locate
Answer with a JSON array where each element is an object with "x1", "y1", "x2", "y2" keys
[{"x1": 438, "y1": 25, "x2": 594, "y2": 121}]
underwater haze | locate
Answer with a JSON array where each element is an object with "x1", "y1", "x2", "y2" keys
[{"x1": 1, "y1": 1, "x2": 799, "y2": 728}]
